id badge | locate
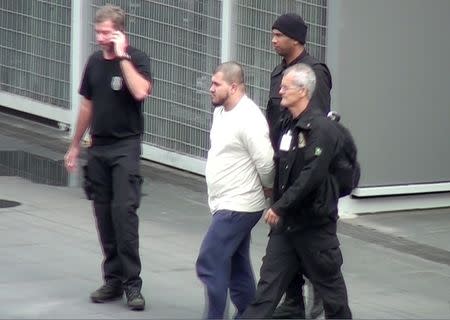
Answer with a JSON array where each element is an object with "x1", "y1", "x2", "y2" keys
[{"x1": 279, "y1": 130, "x2": 292, "y2": 151}]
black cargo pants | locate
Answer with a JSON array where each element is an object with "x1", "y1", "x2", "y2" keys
[
  {"x1": 242, "y1": 230, "x2": 352, "y2": 319},
  {"x1": 83, "y1": 137, "x2": 143, "y2": 291}
]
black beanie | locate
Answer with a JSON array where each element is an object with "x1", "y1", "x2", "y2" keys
[{"x1": 272, "y1": 13, "x2": 308, "y2": 44}]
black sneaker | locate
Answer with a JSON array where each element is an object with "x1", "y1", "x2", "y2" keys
[
  {"x1": 90, "y1": 284, "x2": 123, "y2": 303},
  {"x1": 272, "y1": 297, "x2": 305, "y2": 319},
  {"x1": 126, "y1": 288, "x2": 145, "y2": 311}
]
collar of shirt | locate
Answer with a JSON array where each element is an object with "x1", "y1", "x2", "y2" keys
[
  {"x1": 271, "y1": 50, "x2": 308, "y2": 79},
  {"x1": 280, "y1": 105, "x2": 322, "y2": 133},
  {"x1": 282, "y1": 49, "x2": 308, "y2": 68}
]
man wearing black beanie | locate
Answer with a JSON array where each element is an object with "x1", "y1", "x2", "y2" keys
[
  {"x1": 262, "y1": 12, "x2": 333, "y2": 320},
  {"x1": 266, "y1": 13, "x2": 332, "y2": 148}
]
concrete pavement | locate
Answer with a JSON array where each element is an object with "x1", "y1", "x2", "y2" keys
[
  {"x1": 0, "y1": 110, "x2": 450, "y2": 319},
  {"x1": 1, "y1": 175, "x2": 450, "y2": 319}
]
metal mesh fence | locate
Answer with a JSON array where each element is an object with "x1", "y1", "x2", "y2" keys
[
  {"x1": 91, "y1": 0, "x2": 221, "y2": 159},
  {"x1": 0, "y1": 0, "x2": 327, "y2": 167},
  {"x1": 236, "y1": 0, "x2": 328, "y2": 109},
  {"x1": 0, "y1": 0, "x2": 71, "y2": 109}
]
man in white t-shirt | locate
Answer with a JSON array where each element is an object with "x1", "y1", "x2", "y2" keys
[{"x1": 196, "y1": 61, "x2": 275, "y2": 319}]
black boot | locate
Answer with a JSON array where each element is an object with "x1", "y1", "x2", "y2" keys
[
  {"x1": 90, "y1": 283, "x2": 123, "y2": 303},
  {"x1": 126, "y1": 287, "x2": 145, "y2": 311},
  {"x1": 272, "y1": 296, "x2": 305, "y2": 319},
  {"x1": 273, "y1": 274, "x2": 305, "y2": 319}
]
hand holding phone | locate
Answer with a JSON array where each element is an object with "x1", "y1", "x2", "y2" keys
[{"x1": 111, "y1": 30, "x2": 128, "y2": 57}]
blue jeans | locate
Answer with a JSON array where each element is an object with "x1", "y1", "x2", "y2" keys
[{"x1": 196, "y1": 209, "x2": 263, "y2": 319}]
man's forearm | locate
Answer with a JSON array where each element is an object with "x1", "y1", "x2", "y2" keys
[
  {"x1": 119, "y1": 60, "x2": 151, "y2": 101},
  {"x1": 71, "y1": 101, "x2": 92, "y2": 147}
]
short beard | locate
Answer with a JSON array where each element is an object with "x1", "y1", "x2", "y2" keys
[
  {"x1": 211, "y1": 93, "x2": 228, "y2": 107},
  {"x1": 212, "y1": 100, "x2": 224, "y2": 107}
]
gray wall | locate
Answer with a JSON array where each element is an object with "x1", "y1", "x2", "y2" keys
[{"x1": 327, "y1": 0, "x2": 450, "y2": 190}]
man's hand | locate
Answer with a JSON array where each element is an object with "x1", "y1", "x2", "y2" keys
[
  {"x1": 263, "y1": 187, "x2": 272, "y2": 198},
  {"x1": 111, "y1": 30, "x2": 128, "y2": 57},
  {"x1": 264, "y1": 208, "x2": 280, "y2": 226},
  {"x1": 64, "y1": 145, "x2": 80, "y2": 173}
]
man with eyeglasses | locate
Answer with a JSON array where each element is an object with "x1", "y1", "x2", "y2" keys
[
  {"x1": 242, "y1": 63, "x2": 352, "y2": 319},
  {"x1": 266, "y1": 13, "x2": 333, "y2": 319}
]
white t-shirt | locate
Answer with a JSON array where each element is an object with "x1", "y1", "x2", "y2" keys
[{"x1": 205, "y1": 95, "x2": 275, "y2": 214}]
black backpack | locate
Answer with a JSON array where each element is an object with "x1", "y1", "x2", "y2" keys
[{"x1": 327, "y1": 112, "x2": 361, "y2": 197}]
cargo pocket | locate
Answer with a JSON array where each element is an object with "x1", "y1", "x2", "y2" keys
[
  {"x1": 309, "y1": 247, "x2": 343, "y2": 277},
  {"x1": 128, "y1": 174, "x2": 143, "y2": 210},
  {"x1": 82, "y1": 165, "x2": 95, "y2": 200}
]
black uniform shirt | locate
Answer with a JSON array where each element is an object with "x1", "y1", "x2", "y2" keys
[
  {"x1": 266, "y1": 50, "x2": 332, "y2": 149},
  {"x1": 79, "y1": 46, "x2": 152, "y2": 142}
]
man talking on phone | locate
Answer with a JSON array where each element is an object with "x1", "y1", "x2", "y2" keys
[{"x1": 64, "y1": 4, "x2": 152, "y2": 311}]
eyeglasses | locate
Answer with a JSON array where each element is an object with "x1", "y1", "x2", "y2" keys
[{"x1": 279, "y1": 85, "x2": 304, "y2": 92}]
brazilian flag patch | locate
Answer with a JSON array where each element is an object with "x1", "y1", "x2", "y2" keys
[{"x1": 314, "y1": 147, "x2": 322, "y2": 156}]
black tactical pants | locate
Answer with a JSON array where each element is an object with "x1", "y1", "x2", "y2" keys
[
  {"x1": 83, "y1": 137, "x2": 143, "y2": 291},
  {"x1": 242, "y1": 230, "x2": 352, "y2": 319}
]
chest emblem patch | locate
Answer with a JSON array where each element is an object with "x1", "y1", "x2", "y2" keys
[
  {"x1": 314, "y1": 147, "x2": 322, "y2": 156},
  {"x1": 298, "y1": 132, "x2": 306, "y2": 148},
  {"x1": 111, "y1": 76, "x2": 123, "y2": 91}
]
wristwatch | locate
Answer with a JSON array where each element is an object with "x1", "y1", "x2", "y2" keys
[{"x1": 119, "y1": 53, "x2": 131, "y2": 61}]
